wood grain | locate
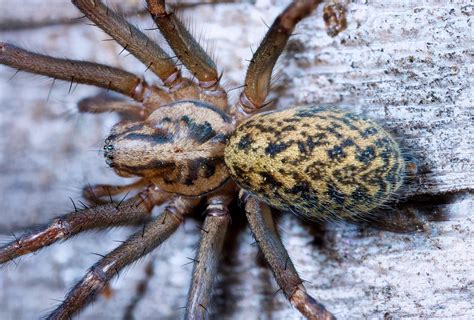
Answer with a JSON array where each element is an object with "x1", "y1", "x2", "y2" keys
[{"x1": 0, "y1": 1, "x2": 472, "y2": 319}]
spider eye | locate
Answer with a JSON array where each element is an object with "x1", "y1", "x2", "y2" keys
[
  {"x1": 103, "y1": 138, "x2": 116, "y2": 167},
  {"x1": 104, "y1": 144, "x2": 114, "y2": 151}
]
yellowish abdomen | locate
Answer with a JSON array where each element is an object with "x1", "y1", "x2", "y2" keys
[{"x1": 224, "y1": 106, "x2": 405, "y2": 220}]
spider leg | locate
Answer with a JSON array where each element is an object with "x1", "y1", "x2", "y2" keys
[
  {"x1": 0, "y1": 42, "x2": 149, "y2": 101},
  {"x1": 72, "y1": 0, "x2": 181, "y2": 88},
  {"x1": 232, "y1": 0, "x2": 323, "y2": 119},
  {"x1": 147, "y1": 0, "x2": 227, "y2": 110},
  {"x1": 185, "y1": 191, "x2": 234, "y2": 318},
  {"x1": 78, "y1": 93, "x2": 148, "y2": 121},
  {"x1": 242, "y1": 192, "x2": 335, "y2": 320},
  {"x1": 82, "y1": 179, "x2": 150, "y2": 205},
  {"x1": 0, "y1": 186, "x2": 168, "y2": 264},
  {"x1": 46, "y1": 196, "x2": 200, "y2": 320},
  {"x1": 146, "y1": 0, "x2": 218, "y2": 87}
]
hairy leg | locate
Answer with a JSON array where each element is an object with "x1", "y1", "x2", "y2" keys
[
  {"x1": 185, "y1": 191, "x2": 233, "y2": 319},
  {"x1": 0, "y1": 186, "x2": 167, "y2": 264},
  {"x1": 0, "y1": 42, "x2": 149, "y2": 101},
  {"x1": 232, "y1": 0, "x2": 323, "y2": 119},
  {"x1": 78, "y1": 94, "x2": 147, "y2": 121},
  {"x1": 46, "y1": 196, "x2": 200, "y2": 320},
  {"x1": 82, "y1": 179, "x2": 150, "y2": 205},
  {"x1": 72, "y1": 0, "x2": 180, "y2": 88},
  {"x1": 146, "y1": 0, "x2": 227, "y2": 110},
  {"x1": 146, "y1": 0, "x2": 217, "y2": 87},
  {"x1": 242, "y1": 192, "x2": 335, "y2": 320},
  {"x1": 73, "y1": 0, "x2": 202, "y2": 105}
]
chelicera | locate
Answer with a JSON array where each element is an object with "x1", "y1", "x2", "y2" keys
[{"x1": 0, "y1": 0, "x2": 405, "y2": 319}]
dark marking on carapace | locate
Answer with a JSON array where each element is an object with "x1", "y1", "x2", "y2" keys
[
  {"x1": 120, "y1": 160, "x2": 176, "y2": 174},
  {"x1": 180, "y1": 115, "x2": 215, "y2": 143},
  {"x1": 124, "y1": 132, "x2": 173, "y2": 145}
]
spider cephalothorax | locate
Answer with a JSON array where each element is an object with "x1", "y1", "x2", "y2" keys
[
  {"x1": 104, "y1": 100, "x2": 234, "y2": 196},
  {"x1": 0, "y1": 0, "x2": 405, "y2": 319}
]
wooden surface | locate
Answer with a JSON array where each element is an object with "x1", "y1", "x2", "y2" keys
[{"x1": 0, "y1": 1, "x2": 472, "y2": 319}]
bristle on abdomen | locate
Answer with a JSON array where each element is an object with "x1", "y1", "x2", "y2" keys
[{"x1": 224, "y1": 105, "x2": 405, "y2": 220}]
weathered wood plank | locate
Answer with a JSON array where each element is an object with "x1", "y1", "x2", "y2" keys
[{"x1": 0, "y1": 1, "x2": 472, "y2": 319}]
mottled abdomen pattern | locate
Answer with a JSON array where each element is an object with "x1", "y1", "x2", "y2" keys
[{"x1": 225, "y1": 106, "x2": 405, "y2": 220}]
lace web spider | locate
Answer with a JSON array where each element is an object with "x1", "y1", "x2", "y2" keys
[{"x1": 0, "y1": 0, "x2": 405, "y2": 319}]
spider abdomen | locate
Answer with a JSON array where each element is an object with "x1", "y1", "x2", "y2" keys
[{"x1": 224, "y1": 105, "x2": 405, "y2": 220}]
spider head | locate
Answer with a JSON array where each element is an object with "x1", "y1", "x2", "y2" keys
[
  {"x1": 104, "y1": 101, "x2": 234, "y2": 196},
  {"x1": 103, "y1": 121, "x2": 175, "y2": 177}
]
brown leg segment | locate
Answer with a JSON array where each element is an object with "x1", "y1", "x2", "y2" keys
[
  {"x1": 72, "y1": 0, "x2": 181, "y2": 88},
  {"x1": 242, "y1": 192, "x2": 335, "y2": 320},
  {"x1": 0, "y1": 186, "x2": 167, "y2": 264},
  {"x1": 236, "y1": 0, "x2": 323, "y2": 116},
  {"x1": 78, "y1": 94, "x2": 147, "y2": 120},
  {"x1": 82, "y1": 179, "x2": 150, "y2": 205},
  {"x1": 185, "y1": 192, "x2": 233, "y2": 319},
  {"x1": 46, "y1": 196, "x2": 200, "y2": 320},
  {"x1": 0, "y1": 42, "x2": 148, "y2": 101},
  {"x1": 146, "y1": 0, "x2": 218, "y2": 87},
  {"x1": 146, "y1": 0, "x2": 228, "y2": 110}
]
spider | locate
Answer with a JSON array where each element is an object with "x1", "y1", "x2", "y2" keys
[{"x1": 0, "y1": 0, "x2": 405, "y2": 319}]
